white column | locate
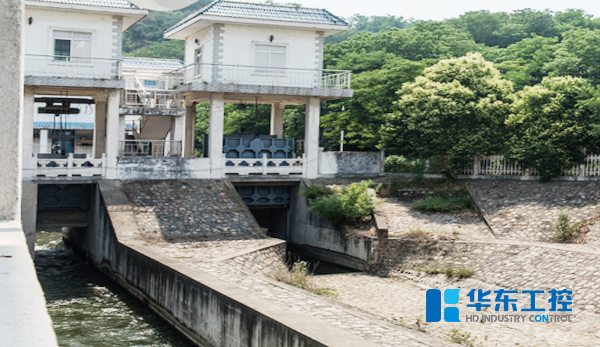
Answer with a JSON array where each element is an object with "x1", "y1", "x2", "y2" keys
[
  {"x1": 270, "y1": 102, "x2": 284, "y2": 138},
  {"x1": 304, "y1": 96, "x2": 321, "y2": 178},
  {"x1": 209, "y1": 93, "x2": 224, "y2": 178},
  {"x1": 39, "y1": 129, "x2": 49, "y2": 154},
  {"x1": 105, "y1": 90, "x2": 121, "y2": 179},
  {"x1": 93, "y1": 94, "x2": 108, "y2": 159},
  {"x1": 170, "y1": 116, "x2": 184, "y2": 156},
  {"x1": 22, "y1": 88, "x2": 36, "y2": 181},
  {"x1": 183, "y1": 101, "x2": 197, "y2": 158}
]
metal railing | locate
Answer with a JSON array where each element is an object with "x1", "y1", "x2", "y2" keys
[
  {"x1": 168, "y1": 63, "x2": 351, "y2": 89},
  {"x1": 120, "y1": 89, "x2": 183, "y2": 109},
  {"x1": 25, "y1": 54, "x2": 121, "y2": 79},
  {"x1": 120, "y1": 140, "x2": 182, "y2": 157}
]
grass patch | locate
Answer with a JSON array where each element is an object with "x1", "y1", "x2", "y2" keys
[
  {"x1": 273, "y1": 261, "x2": 338, "y2": 298},
  {"x1": 424, "y1": 267, "x2": 474, "y2": 279},
  {"x1": 412, "y1": 190, "x2": 474, "y2": 214},
  {"x1": 449, "y1": 329, "x2": 476, "y2": 346},
  {"x1": 398, "y1": 229, "x2": 431, "y2": 240},
  {"x1": 552, "y1": 209, "x2": 582, "y2": 242}
]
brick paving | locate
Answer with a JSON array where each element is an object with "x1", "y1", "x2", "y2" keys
[
  {"x1": 468, "y1": 180, "x2": 600, "y2": 243},
  {"x1": 122, "y1": 180, "x2": 258, "y2": 241}
]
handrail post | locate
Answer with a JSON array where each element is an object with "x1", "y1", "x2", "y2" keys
[
  {"x1": 101, "y1": 153, "x2": 107, "y2": 177},
  {"x1": 302, "y1": 153, "x2": 307, "y2": 177},
  {"x1": 262, "y1": 153, "x2": 267, "y2": 175},
  {"x1": 67, "y1": 153, "x2": 74, "y2": 177}
]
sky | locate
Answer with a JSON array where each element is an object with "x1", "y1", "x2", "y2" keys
[{"x1": 296, "y1": 0, "x2": 600, "y2": 21}]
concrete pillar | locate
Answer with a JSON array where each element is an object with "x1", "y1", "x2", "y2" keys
[
  {"x1": 93, "y1": 94, "x2": 108, "y2": 159},
  {"x1": 170, "y1": 116, "x2": 184, "y2": 156},
  {"x1": 183, "y1": 101, "x2": 197, "y2": 158},
  {"x1": 304, "y1": 97, "x2": 321, "y2": 178},
  {"x1": 39, "y1": 129, "x2": 49, "y2": 154},
  {"x1": 209, "y1": 93, "x2": 224, "y2": 178},
  {"x1": 0, "y1": 0, "x2": 23, "y2": 221},
  {"x1": 270, "y1": 102, "x2": 284, "y2": 138},
  {"x1": 105, "y1": 90, "x2": 121, "y2": 179}
]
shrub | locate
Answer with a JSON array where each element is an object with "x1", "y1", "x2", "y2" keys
[
  {"x1": 384, "y1": 155, "x2": 427, "y2": 180},
  {"x1": 412, "y1": 190, "x2": 474, "y2": 214},
  {"x1": 300, "y1": 184, "x2": 334, "y2": 201},
  {"x1": 399, "y1": 229, "x2": 430, "y2": 240},
  {"x1": 309, "y1": 180, "x2": 375, "y2": 227},
  {"x1": 552, "y1": 209, "x2": 582, "y2": 242}
]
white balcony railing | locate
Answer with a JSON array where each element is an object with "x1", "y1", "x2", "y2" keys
[
  {"x1": 25, "y1": 54, "x2": 121, "y2": 80},
  {"x1": 223, "y1": 153, "x2": 305, "y2": 176},
  {"x1": 169, "y1": 63, "x2": 351, "y2": 89},
  {"x1": 36, "y1": 153, "x2": 106, "y2": 178},
  {"x1": 120, "y1": 140, "x2": 182, "y2": 157},
  {"x1": 120, "y1": 89, "x2": 183, "y2": 109}
]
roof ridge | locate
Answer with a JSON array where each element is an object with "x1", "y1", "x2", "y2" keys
[{"x1": 164, "y1": 0, "x2": 347, "y2": 36}]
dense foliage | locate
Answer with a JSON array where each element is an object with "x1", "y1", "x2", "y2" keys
[{"x1": 307, "y1": 181, "x2": 375, "y2": 227}]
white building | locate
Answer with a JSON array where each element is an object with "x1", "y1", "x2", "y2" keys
[{"x1": 22, "y1": 0, "x2": 356, "y2": 181}]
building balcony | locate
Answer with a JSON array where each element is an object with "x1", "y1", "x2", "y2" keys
[
  {"x1": 169, "y1": 63, "x2": 353, "y2": 99},
  {"x1": 24, "y1": 54, "x2": 124, "y2": 89}
]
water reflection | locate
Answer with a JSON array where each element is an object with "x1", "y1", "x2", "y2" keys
[{"x1": 35, "y1": 229, "x2": 192, "y2": 347}]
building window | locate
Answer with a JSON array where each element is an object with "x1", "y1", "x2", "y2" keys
[
  {"x1": 255, "y1": 44, "x2": 286, "y2": 68},
  {"x1": 194, "y1": 47, "x2": 203, "y2": 77},
  {"x1": 53, "y1": 31, "x2": 91, "y2": 62},
  {"x1": 143, "y1": 80, "x2": 158, "y2": 88}
]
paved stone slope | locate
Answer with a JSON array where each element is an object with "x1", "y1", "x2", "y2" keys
[
  {"x1": 468, "y1": 180, "x2": 600, "y2": 242},
  {"x1": 121, "y1": 180, "x2": 258, "y2": 241}
]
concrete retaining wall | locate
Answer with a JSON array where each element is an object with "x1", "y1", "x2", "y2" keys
[
  {"x1": 289, "y1": 181, "x2": 372, "y2": 270},
  {"x1": 68, "y1": 180, "x2": 366, "y2": 347},
  {"x1": 319, "y1": 150, "x2": 384, "y2": 176},
  {"x1": 116, "y1": 157, "x2": 211, "y2": 180}
]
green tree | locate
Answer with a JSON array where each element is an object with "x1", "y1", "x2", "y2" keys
[
  {"x1": 321, "y1": 58, "x2": 429, "y2": 150},
  {"x1": 124, "y1": 40, "x2": 184, "y2": 60},
  {"x1": 546, "y1": 29, "x2": 600, "y2": 85},
  {"x1": 381, "y1": 53, "x2": 514, "y2": 176},
  {"x1": 506, "y1": 76, "x2": 600, "y2": 181},
  {"x1": 495, "y1": 36, "x2": 557, "y2": 90},
  {"x1": 452, "y1": 10, "x2": 508, "y2": 47}
]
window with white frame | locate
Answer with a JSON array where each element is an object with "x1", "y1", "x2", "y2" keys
[
  {"x1": 53, "y1": 31, "x2": 91, "y2": 62},
  {"x1": 194, "y1": 47, "x2": 203, "y2": 77},
  {"x1": 255, "y1": 44, "x2": 286, "y2": 69}
]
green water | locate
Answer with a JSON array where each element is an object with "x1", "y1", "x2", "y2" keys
[{"x1": 35, "y1": 230, "x2": 194, "y2": 347}]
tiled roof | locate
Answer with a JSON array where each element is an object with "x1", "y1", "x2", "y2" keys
[
  {"x1": 27, "y1": 0, "x2": 140, "y2": 10},
  {"x1": 167, "y1": 0, "x2": 347, "y2": 33},
  {"x1": 34, "y1": 122, "x2": 134, "y2": 131},
  {"x1": 122, "y1": 57, "x2": 184, "y2": 72}
]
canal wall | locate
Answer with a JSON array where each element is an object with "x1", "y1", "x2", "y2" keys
[
  {"x1": 289, "y1": 180, "x2": 372, "y2": 271},
  {"x1": 68, "y1": 180, "x2": 371, "y2": 347}
]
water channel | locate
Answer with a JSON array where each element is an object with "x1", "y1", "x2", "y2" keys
[{"x1": 34, "y1": 229, "x2": 193, "y2": 347}]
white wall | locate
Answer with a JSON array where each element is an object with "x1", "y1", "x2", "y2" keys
[
  {"x1": 221, "y1": 24, "x2": 319, "y2": 70},
  {"x1": 24, "y1": 7, "x2": 122, "y2": 78},
  {"x1": 185, "y1": 24, "x2": 320, "y2": 70},
  {"x1": 185, "y1": 25, "x2": 213, "y2": 67}
]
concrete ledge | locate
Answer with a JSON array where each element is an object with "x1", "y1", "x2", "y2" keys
[
  {"x1": 0, "y1": 221, "x2": 57, "y2": 347},
  {"x1": 24, "y1": 76, "x2": 125, "y2": 89},
  {"x1": 182, "y1": 82, "x2": 354, "y2": 99}
]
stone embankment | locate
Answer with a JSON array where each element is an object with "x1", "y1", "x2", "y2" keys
[{"x1": 72, "y1": 179, "x2": 455, "y2": 347}]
